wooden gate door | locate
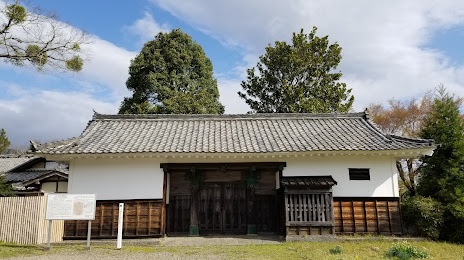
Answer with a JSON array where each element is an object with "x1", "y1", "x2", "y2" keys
[{"x1": 199, "y1": 183, "x2": 247, "y2": 234}]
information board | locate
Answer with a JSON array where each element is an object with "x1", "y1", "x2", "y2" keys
[{"x1": 45, "y1": 194, "x2": 96, "y2": 220}]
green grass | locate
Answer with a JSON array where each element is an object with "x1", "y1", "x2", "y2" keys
[
  {"x1": 0, "y1": 241, "x2": 47, "y2": 259},
  {"x1": 1, "y1": 240, "x2": 464, "y2": 259}
]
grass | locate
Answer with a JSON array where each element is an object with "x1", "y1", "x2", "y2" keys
[
  {"x1": 0, "y1": 241, "x2": 47, "y2": 259},
  {"x1": 1, "y1": 240, "x2": 464, "y2": 259}
]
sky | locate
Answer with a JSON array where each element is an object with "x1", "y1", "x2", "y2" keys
[{"x1": 1, "y1": 0, "x2": 464, "y2": 147}]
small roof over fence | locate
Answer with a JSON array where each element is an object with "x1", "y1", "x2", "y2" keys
[
  {"x1": 31, "y1": 111, "x2": 435, "y2": 155},
  {"x1": 281, "y1": 176, "x2": 337, "y2": 188}
]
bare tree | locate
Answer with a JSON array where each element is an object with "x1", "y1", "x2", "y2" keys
[
  {"x1": 0, "y1": 0, "x2": 89, "y2": 71},
  {"x1": 368, "y1": 93, "x2": 433, "y2": 196}
]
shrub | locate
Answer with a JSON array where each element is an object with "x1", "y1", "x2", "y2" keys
[
  {"x1": 386, "y1": 241, "x2": 429, "y2": 260},
  {"x1": 401, "y1": 195, "x2": 443, "y2": 240},
  {"x1": 329, "y1": 245, "x2": 342, "y2": 255}
]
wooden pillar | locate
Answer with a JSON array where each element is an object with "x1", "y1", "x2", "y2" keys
[
  {"x1": 189, "y1": 186, "x2": 200, "y2": 236},
  {"x1": 247, "y1": 186, "x2": 257, "y2": 234},
  {"x1": 161, "y1": 171, "x2": 167, "y2": 236},
  {"x1": 244, "y1": 166, "x2": 260, "y2": 235},
  {"x1": 186, "y1": 167, "x2": 203, "y2": 236}
]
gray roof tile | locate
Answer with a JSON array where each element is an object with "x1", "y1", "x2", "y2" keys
[
  {"x1": 32, "y1": 112, "x2": 435, "y2": 155},
  {"x1": 5, "y1": 168, "x2": 68, "y2": 183},
  {"x1": 0, "y1": 155, "x2": 38, "y2": 173}
]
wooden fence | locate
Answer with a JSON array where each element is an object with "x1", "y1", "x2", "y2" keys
[
  {"x1": 64, "y1": 199, "x2": 163, "y2": 239},
  {"x1": 333, "y1": 198, "x2": 402, "y2": 235},
  {"x1": 284, "y1": 191, "x2": 335, "y2": 235},
  {"x1": 0, "y1": 196, "x2": 64, "y2": 244}
]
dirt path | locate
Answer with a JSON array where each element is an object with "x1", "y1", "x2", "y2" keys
[{"x1": 8, "y1": 248, "x2": 227, "y2": 260}]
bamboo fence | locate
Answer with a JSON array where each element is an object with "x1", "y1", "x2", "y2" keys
[{"x1": 0, "y1": 195, "x2": 64, "y2": 244}]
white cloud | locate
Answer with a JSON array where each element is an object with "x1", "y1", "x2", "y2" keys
[
  {"x1": 123, "y1": 11, "x2": 170, "y2": 46},
  {"x1": 0, "y1": 2, "x2": 139, "y2": 146},
  {"x1": 151, "y1": 0, "x2": 464, "y2": 111},
  {"x1": 79, "y1": 36, "x2": 136, "y2": 100},
  {"x1": 217, "y1": 78, "x2": 249, "y2": 114},
  {"x1": 0, "y1": 87, "x2": 118, "y2": 146}
]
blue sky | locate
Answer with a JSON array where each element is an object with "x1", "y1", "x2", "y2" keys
[{"x1": 2, "y1": 0, "x2": 464, "y2": 147}]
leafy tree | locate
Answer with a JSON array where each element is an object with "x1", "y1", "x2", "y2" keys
[
  {"x1": 368, "y1": 94, "x2": 433, "y2": 195},
  {"x1": 0, "y1": 128, "x2": 10, "y2": 154},
  {"x1": 119, "y1": 28, "x2": 224, "y2": 114},
  {"x1": 418, "y1": 87, "x2": 464, "y2": 242},
  {"x1": 0, "y1": 1, "x2": 87, "y2": 71},
  {"x1": 238, "y1": 26, "x2": 354, "y2": 113},
  {"x1": 0, "y1": 175, "x2": 14, "y2": 197},
  {"x1": 0, "y1": 128, "x2": 13, "y2": 196}
]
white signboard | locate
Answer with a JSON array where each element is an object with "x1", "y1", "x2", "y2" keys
[{"x1": 45, "y1": 194, "x2": 96, "y2": 220}]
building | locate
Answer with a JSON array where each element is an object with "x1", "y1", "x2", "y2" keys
[
  {"x1": 0, "y1": 155, "x2": 68, "y2": 196},
  {"x1": 31, "y1": 112, "x2": 435, "y2": 239}
]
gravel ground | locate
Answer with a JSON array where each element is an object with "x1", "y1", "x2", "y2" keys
[{"x1": 8, "y1": 248, "x2": 227, "y2": 260}]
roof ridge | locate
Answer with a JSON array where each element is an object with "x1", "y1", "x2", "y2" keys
[
  {"x1": 93, "y1": 112, "x2": 367, "y2": 121},
  {"x1": 387, "y1": 134, "x2": 435, "y2": 145},
  {"x1": 359, "y1": 116, "x2": 393, "y2": 143},
  {"x1": 361, "y1": 110, "x2": 435, "y2": 146}
]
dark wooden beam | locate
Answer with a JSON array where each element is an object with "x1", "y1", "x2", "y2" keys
[{"x1": 160, "y1": 162, "x2": 286, "y2": 172}]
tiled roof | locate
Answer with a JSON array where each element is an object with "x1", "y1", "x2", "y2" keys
[
  {"x1": 4, "y1": 168, "x2": 68, "y2": 184},
  {"x1": 32, "y1": 112, "x2": 435, "y2": 155},
  {"x1": 0, "y1": 155, "x2": 38, "y2": 173},
  {"x1": 281, "y1": 176, "x2": 338, "y2": 187}
]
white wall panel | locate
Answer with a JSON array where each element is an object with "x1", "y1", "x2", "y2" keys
[
  {"x1": 283, "y1": 156, "x2": 398, "y2": 197},
  {"x1": 69, "y1": 158, "x2": 164, "y2": 200}
]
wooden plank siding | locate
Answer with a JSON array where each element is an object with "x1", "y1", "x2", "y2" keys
[
  {"x1": 0, "y1": 196, "x2": 64, "y2": 244},
  {"x1": 64, "y1": 199, "x2": 163, "y2": 239},
  {"x1": 333, "y1": 197, "x2": 402, "y2": 235}
]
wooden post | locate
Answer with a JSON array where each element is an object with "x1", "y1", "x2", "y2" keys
[
  {"x1": 247, "y1": 186, "x2": 257, "y2": 235},
  {"x1": 185, "y1": 167, "x2": 203, "y2": 236},
  {"x1": 363, "y1": 201, "x2": 368, "y2": 232},
  {"x1": 386, "y1": 200, "x2": 392, "y2": 234},
  {"x1": 374, "y1": 200, "x2": 380, "y2": 233},
  {"x1": 339, "y1": 200, "x2": 344, "y2": 233},
  {"x1": 161, "y1": 171, "x2": 168, "y2": 236},
  {"x1": 189, "y1": 186, "x2": 199, "y2": 236}
]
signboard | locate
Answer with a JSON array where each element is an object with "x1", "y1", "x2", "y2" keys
[{"x1": 45, "y1": 194, "x2": 96, "y2": 220}]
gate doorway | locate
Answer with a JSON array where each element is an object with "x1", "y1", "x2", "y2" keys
[
  {"x1": 164, "y1": 162, "x2": 286, "y2": 236},
  {"x1": 199, "y1": 183, "x2": 247, "y2": 234}
]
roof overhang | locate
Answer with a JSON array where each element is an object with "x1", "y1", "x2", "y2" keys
[
  {"x1": 36, "y1": 147, "x2": 436, "y2": 162},
  {"x1": 281, "y1": 176, "x2": 337, "y2": 188},
  {"x1": 21, "y1": 171, "x2": 68, "y2": 186}
]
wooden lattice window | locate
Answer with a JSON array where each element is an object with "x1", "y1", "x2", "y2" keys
[{"x1": 349, "y1": 168, "x2": 370, "y2": 180}]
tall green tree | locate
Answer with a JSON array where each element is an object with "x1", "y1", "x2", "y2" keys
[
  {"x1": 419, "y1": 87, "x2": 464, "y2": 242},
  {"x1": 119, "y1": 28, "x2": 224, "y2": 114},
  {"x1": 0, "y1": 128, "x2": 10, "y2": 154},
  {"x1": 0, "y1": 1, "x2": 88, "y2": 71},
  {"x1": 238, "y1": 27, "x2": 354, "y2": 113}
]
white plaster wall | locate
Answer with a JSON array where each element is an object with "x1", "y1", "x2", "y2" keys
[
  {"x1": 69, "y1": 158, "x2": 164, "y2": 200},
  {"x1": 283, "y1": 156, "x2": 398, "y2": 197},
  {"x1": 58, "y1": 182, "x2": 68, "y2": 193},
  {"x1": 66, "y1": 154, "x2": 397, "y2": 200},
  {"x1": 41, "y1": 182, "x2": 56, "y2": 193},
  {"x1": 41, "y1": 182, "x2": 68, "y2": 193}
]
